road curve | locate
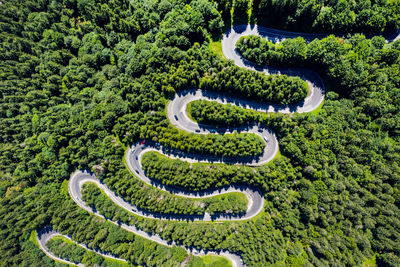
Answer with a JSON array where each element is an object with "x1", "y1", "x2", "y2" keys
[
  {"x1": 37, "y1": 228, "x2": 80, "y2": 266},
  {"x1": 221, "y1": 24, "x2": 326, "y2": 114},
  {"x1": 166, "y1": 89, "x2": 278, "y2": 166},
  {"x1": 70, "y1": 170, "x2": 263, "y2": 221},
  {"x1": 36, "y1": 227, "x2": 127, "y2": 266}
]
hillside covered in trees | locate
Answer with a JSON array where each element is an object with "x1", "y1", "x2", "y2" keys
[{"x1": 1, "y1": 0, "x2": 400, "y2": 266}]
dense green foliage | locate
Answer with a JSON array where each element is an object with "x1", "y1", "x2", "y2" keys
[
  {"x1": 83, "y1": 180, "x2": 247, "y2": 216},
  {"x1": 252, "y1": 0, "x2": 400, "y2": 33},
  {"x1": 1, "y1": 0, "x2": 400, "y2": 266},
  {"x1": 156, "y1": 125, "x2": 265, "y2": 157},
  {"x1": 189, "y1": 99, "x2": 284, "y2": 127},
  {"x1": 237, "y1": 35, "x2": 309, "y2": 67},
  {"x1": 51, "y1": 213, "x2": 189, "y2": 266},
  {"x1": 201, "y1": 64, "x2": 308, "y2": 104},
  {"x1": 235, "y1": 33, "x2": 400, "y2": 265},
  {"x1": 141, "y1": 151, "x2": 297, "y2": 192},
  {"x1": 80, "y1": 181, "x2": 238, "y2": 251},
  {"x1": 46, "y1": 236, "x2": 128, "y2": 266}
]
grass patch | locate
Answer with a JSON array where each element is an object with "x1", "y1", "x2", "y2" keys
[
  {"x1": 60, "y1": 179, "x2": 69, "y2": 197},
  {"x1": 304, "y1": 80, "x2": 310, "y2": 97},
  {"x1": 273, "y1": 148, "x2": 282, "y2": 161},
  {"x1": 247, "y1": 0, "x2": 253, "y2": 21},
  {"x1": 209, "y1": 38, "x2": 225, "y2": 59},
  {"x1": 187, "y1": 254, "x2": 233, "y2": 267},
  {"x1": 29, "y1": 230, "x2": 39, "y2": 247},
  {"x1": 186, "y1": 101, "x2": 197, "y2": 123},
  {"x1": 104, "y1": 257, "x2": 130, "y2": 267},
  {"x1": 51, "y1": 236, "x2": 75, "y2": 245},
  {"x1": 363, "y1": 254, "x2": 376, "y2": 267},
  {"x1": 202, "y1": 254, "x2": 233, "y2": 267},
  {"x1": 308, "y1": 98, "x2": 324, "y2": 116}
]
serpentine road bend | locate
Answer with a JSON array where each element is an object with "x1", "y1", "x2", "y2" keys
[
  {"x1": 70, "y1": 170, "x2": 264, "y2": 221},
  {"x1": 63, "y1": 24, "x2": 400, "y2": 267},
  {"x1": 66, "y1": 24, "x2": 328, "y2": 267},
  {"x1": 36, "y1": 227, "x2": 127, "y2": 266}
]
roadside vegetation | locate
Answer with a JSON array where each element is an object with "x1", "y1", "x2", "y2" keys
[
  {"x1": 200, "y1": 64, "x2": 308, "y2": 105},
  {"x1": 46, "y1": 236, "x2": 129, "y2": 266},
  {"x1": 189, "y1": 99, "x2": 284, "y2": 127},
  {"x1": 188, "y1": 254, "x2": 233, "y2": 267},
  {"x1": 209, "y1": 38, "x2": 225, "y2": 59},
  {"x1": 156, "y1": 124, "x2": 265, "y2": 158},
  {"x1": 141, "y1": 150, "x2": 294, "y2": 193},
  {"x1": 82, "y1": 180, "x2": 248, "y2": 216},
  {"x1": 236, "y1": 33, "x2": 400, "y2": 98}
]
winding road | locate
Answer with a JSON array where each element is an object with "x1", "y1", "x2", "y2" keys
[
  {"x1": 63, "y1": 24, "x2": 326, "y2": 267},
  {"x1": 69, "y1": 170, "x2": 264, "y2": 221},
  {"x1": 45, "y1": 24, "x2": 400, "y2": 266}
]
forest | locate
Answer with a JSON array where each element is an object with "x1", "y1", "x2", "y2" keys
[{"x1": 0, "y1": 0, "x2": 399, "y2": 266}]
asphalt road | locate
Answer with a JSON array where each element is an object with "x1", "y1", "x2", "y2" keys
[
  {"x1": 65, "y1": 24, "x2": 329, "y2": 267},
  {"x1": 63, "y1": 24, "x2": 400, "y2": 267}
]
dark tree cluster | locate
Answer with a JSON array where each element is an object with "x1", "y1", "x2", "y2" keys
[
  {"x1": 189, "y1": 99, "x2": 285, "y2": 128},
  {"x1": 252, "y1": 0, "x2": 400, "y2": 34},
  {"x1": 201, "y1": 64, "x2": 308, "y2": 104},
  {"x1": 141, "y1": 151, "x2": 298, "y2": 192}
]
